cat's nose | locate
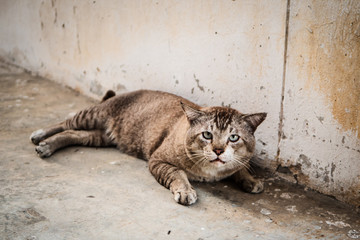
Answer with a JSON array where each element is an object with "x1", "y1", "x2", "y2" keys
[{"x1": 213, "y1": 148, "x2": 224, "y2": 156}]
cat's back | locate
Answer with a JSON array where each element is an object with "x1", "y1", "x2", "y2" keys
[
  {"x1": 104, "y1": 89, "x2": 196, "y2": 115},
  {"x1": 104, "y1": 90, "x2": 195, "y2": 160}
]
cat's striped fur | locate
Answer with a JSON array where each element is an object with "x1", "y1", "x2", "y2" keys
[{"x1": 30, "y1": 90, "x2": 266, "y2": 205}]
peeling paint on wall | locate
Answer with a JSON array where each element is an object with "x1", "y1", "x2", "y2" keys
[{"x1": 193, "y1": 74, "x2": 205, "y2": 92}]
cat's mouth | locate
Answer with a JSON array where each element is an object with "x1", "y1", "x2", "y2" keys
[{"x1": 210, "y1": 158, "x2": 226, "y2": 164}]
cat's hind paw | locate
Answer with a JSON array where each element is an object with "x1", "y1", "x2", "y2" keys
[
  {"x1": 35, "y1": 142, "x2": 53, "y2": 158},
  {"x1": 173, "y1": 188, "x2": 197, "y2": 206},
  {"x1": 30, "y1": 129, "x2": 46, "y2": 145}
]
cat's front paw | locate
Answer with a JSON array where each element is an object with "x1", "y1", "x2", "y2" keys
[
  {"x1": 173, "y1": 187, "x2": 197, "y2": 206},
  {"x1": 241, "y1": 178, "x2": 264, "y2": 194},
  {"x1": 35, "y1": 142, "x2": 53, "y2": 158}
]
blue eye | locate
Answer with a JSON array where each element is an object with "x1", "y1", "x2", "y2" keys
[
  {"x1": 229, "y1": 134, "x2": 240, "y2": 142},
  {"x1": 202, "y1": 131, "x2": 213, "y2": 140}
]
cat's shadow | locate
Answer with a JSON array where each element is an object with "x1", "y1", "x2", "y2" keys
[
  {"x1": 193, "y1": 180, "x2": 259, "y2": 207},
  {"x1": 193, "y1": 165, "x2": 270, "y2": 207}
]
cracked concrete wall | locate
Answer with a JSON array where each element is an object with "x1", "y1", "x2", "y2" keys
[{"x1": 0, "y1": 0, "x2": 359, "y2": 206}]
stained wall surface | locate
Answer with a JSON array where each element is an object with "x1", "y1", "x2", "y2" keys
[
  {"x1": 279, "y1": 0, "x2": 360, "y2": 206},
  {"x1": 0, "y1": 0, "x2": 359, "y2": 206}
]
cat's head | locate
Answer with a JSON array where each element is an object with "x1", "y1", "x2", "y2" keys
[{"x1": 181, "y1": 102, "x2": 266, "y2": 172}]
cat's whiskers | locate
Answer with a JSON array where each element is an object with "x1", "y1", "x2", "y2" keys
[
  {"x1": 191, "y1": 155, "x2": 207, "y2": 166},
  {"x1": 188, "y1": 152, "x2": 204, "y2": 162},
  {"x1": 231, "y1": 156, "x2": 251, "y2": 172},
  {"x1": 183, "y1": 149, "x2": 202, "y2": 161},
  {"x1": 191, "y1": 158, "x2": 207, "y2": 170},
  {"x1": 187, "y1": 150, "x2": 209, "y2": 170}
]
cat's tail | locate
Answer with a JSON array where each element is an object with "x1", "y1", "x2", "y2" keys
[{"x1": 101, "y1": 90, "x2": 116, "y2": 103}]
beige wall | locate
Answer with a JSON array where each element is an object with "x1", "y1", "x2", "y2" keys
[
  {"x1": 280, "y1": 0, "x2": 360, "y2": 206},
  {"x1": 0, "y1": 0, "x2": 359, "y2": 206}
]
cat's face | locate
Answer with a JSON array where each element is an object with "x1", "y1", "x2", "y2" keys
[{"x1": 181, "y1": 103, "x2": 266, "y2": 173}]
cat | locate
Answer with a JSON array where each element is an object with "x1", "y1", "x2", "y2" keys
[{"x1": 30, "y1": 90, "x2": 267, "y2": 205}]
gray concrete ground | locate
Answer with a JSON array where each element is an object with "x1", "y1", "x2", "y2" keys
[{"x1": 0, "y1": 62, "x2": 359, "y2": 240}]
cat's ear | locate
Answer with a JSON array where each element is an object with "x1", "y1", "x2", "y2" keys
[
  {"x1": 180, "y1": 102, "x2": 204, "y2": 123},
  {"x1": 243, "y1": 113, "x2": 267, "y2": 133}
]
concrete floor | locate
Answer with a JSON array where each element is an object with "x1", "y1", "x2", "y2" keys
[{"x1": 0, "y1": 63, "x2": 359, "y2": 240}]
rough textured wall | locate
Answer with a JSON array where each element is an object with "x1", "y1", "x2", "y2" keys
[
  {"x1": 0, "y1": 0, "x2": 359, "y2": 206},
  {"x1": 0, "y1": 0, "x2": 287, "y2": 163},
  {"x1": 279, "y1": 0, "x2": 360, "y2": 206}
]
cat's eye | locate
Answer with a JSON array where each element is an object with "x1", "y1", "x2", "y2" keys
[
  {"x1": 229, "y1": 134, "x2": 240, "y2": 142},
  {"x1": 202, "y1": 131, "x2": 213, "y2": 140}
]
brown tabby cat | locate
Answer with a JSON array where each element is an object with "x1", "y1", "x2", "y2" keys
[{"x1": 30, "y1": 90, "x2": 266, "y2": 205}]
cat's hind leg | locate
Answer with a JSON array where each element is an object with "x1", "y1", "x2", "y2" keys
[
  {"x1": 30, "y1": 105, "x2": 106, "y2": 145},
  {"x1": 30, "y1": 124, "x2": 65, "y2": 145},
  {"x1": 35, "y1": 130, "x2": 114, "y2": 158}
]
